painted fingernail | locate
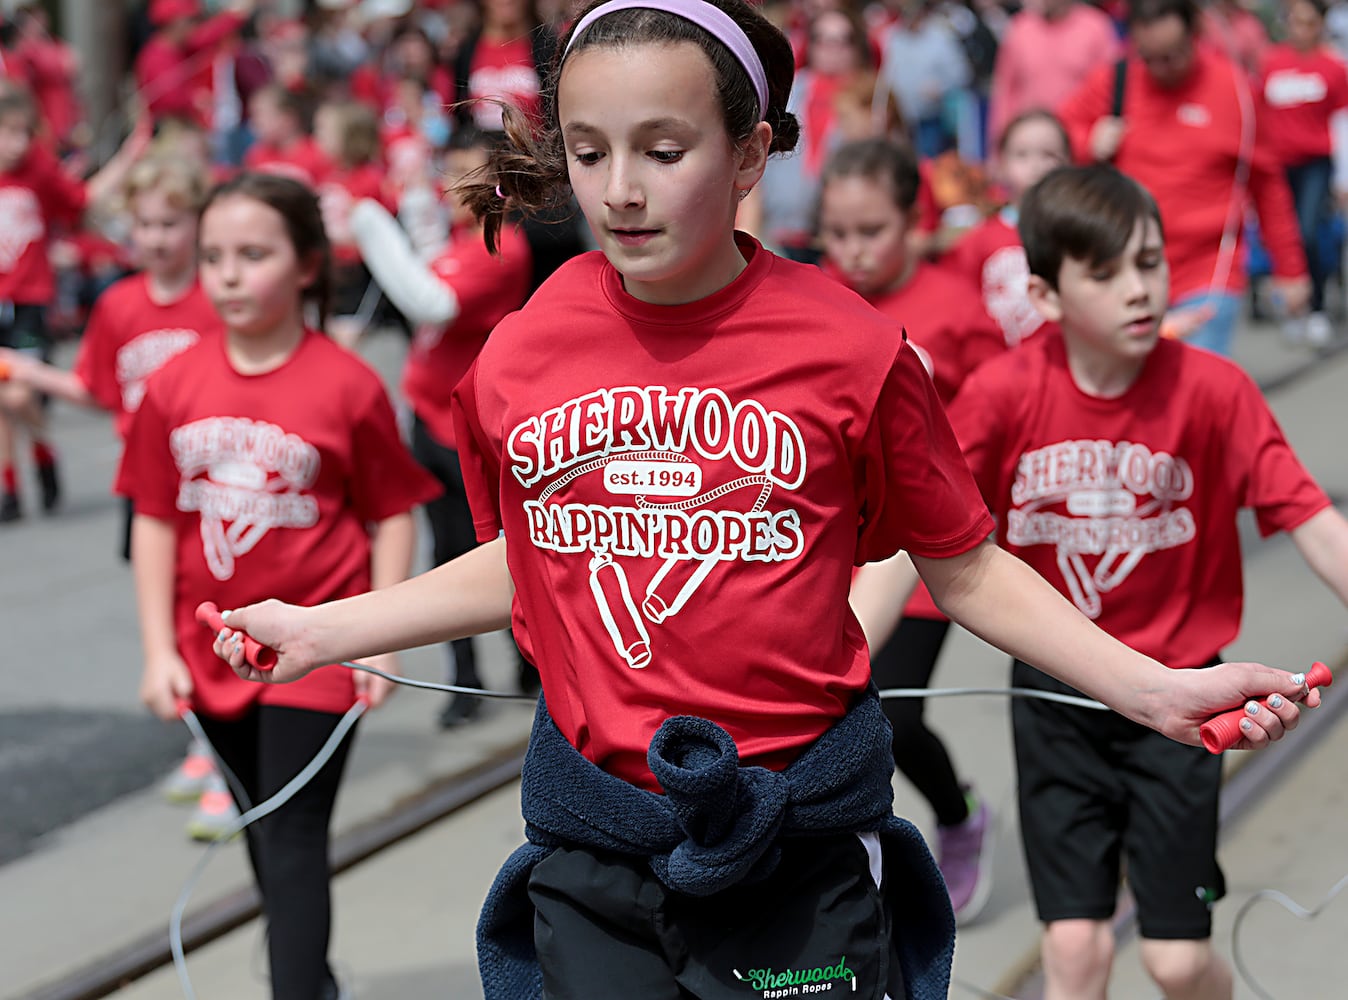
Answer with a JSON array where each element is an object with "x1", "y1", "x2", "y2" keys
[
  {"x1": 1291, "y1": 673, "x2": 1306, "y2": 686},
  {"x1": 1269, "y1": 694, "x2": 1284, "y2": 709},
  {"x1": 217, "y1": 629, "x2": 229, "y2": 642},
  {"x1": 220, "y1": 609, "x2": 232, "y2": 620},
  {"x1": 1240, "y1": 718, "x2": 1253, "y2": 732},
  {"x1": 1246, "y1": 702, "x2": 1260, "y2": 716}
]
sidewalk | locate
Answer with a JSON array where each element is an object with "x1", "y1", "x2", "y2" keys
[{"x1": 5, "y1": 322, "x2": 1347, "y2": 1000}]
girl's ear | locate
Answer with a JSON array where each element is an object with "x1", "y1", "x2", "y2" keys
[
  {"x1": 298, "y1": 250, "x2": 322, "y2": 291},
  {"x1": 734, "y1": 121, "x2": 773, "y2": 197},
  {"x1": 1025, "y1": 273, "x2": 1063, "y2": 323}
]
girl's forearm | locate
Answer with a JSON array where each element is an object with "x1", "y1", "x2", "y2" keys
[
  {"x1": 916, "y1": 540, "x2": 1171, "y2": 727},
  {"x1": 14, "y1": 359, "x2": 95, "y2": 408},
  {"x1": 130, "y1": 514, "x2": 181, "y2": 661},
  {"x1": 307, "y1": 535, "x2": 514, "y2": 665}
]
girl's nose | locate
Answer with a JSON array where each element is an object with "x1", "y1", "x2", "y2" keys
[{"x1": 604, "y1": 157, "x2": 644, "y2": 210}]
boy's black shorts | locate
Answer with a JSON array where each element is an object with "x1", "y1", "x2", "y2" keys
[
  {"x1": 528, "y1": 832, "x2": 905, "y2": 999},
  {"x1": 1011, "y1": 659, "x2": 1225, "y2": 940}
]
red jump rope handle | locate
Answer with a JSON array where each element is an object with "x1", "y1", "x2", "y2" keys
[
  {"x1": 195, "y1": 601, "x2": 278, "y2": 671},
  {"x1": 1199, "y1": 661, "x2": 1332, "y2": 754}
]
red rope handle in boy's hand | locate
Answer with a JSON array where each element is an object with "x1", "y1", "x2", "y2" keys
[
  {"x1": 195, "y1": 601, "x2": 277, "y2": 671},
  {"x1": 1199, "y1": 662, "x2": 1332, "y2": 753}
]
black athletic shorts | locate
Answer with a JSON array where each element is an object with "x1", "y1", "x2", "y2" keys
[
  {"x1": 1011, "y1": 658, "x2": 1225, "y2": 940},
  {"x1": 0, "y1": 303, "x2": 50, "y2": 358},
  {"x1": 528, "y1": 832, "x2": 905, "y2": 999}
]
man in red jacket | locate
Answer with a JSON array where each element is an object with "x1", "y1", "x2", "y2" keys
[{"x1": 1058, "y1": 0, "x2": 1309, "y2": 356}]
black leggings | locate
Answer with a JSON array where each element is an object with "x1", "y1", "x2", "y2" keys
[
  {"x1": 870, "y1": 616, "x2": 968, "y2": 828},
  {"x1": 411, "y1": 415, "x2": 482, "y2": 687},
  {"x1": 198, "y1": 704, "x2": 356, "y2": 1000}
]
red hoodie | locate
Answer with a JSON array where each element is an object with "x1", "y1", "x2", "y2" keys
[{"x1": 1058, "y1": 45, "x2": 1305, "y2": 300}]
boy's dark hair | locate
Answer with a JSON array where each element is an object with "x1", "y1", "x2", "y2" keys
[
  {"x1": 997, "y1": 107, "x2": 1070, "y2": 157},
  {"x1": 1127, "y1": 0, "x2": 1200, "y2": 31},
  {"x1": 820, "y1": 137, "x2": 920, "y2": 212},
  {"x1": 201, "y1": 172, "x2": 333, "y2": 330},
  {"x1": 463, "y1": 0, "x2": 800, "y2": 251},
  {"x1": 319, "y1": 99, "x2": 380, "y2": 167},
  {"x1": 1019, "y1": 165, "x2": 1164, "y2": 289},
  {"x1": 253, "y1": 83, "x2": 314, "y2": 133}
]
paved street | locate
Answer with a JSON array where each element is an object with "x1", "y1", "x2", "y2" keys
[{"x1": 3, "y1": 320, "x2": 1346, "y2": 1000}]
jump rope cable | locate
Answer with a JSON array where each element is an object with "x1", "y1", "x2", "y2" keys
[{"x1": 170, "y1": 701, "x2": 366, "y2": 1000}]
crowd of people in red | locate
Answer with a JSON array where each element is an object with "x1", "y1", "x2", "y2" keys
[{"x1": 0, "y1": 1, "x2": 1344, "y2": 998}]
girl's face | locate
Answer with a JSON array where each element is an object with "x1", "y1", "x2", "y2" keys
[
  {"x1": 1288, "y1": 1, "x2": 1324, "y2": 49},
  {"x1": 199, "y1": 194, "x2": 315, "y2": 339},
  {"x1": 313, "y1": 106, "x2": 343, "y2": 163},
  {"x1": 558, "y1": 41, "x2": 770, "y2": 305},
  {"x1": 818, "y1": 174, "x2": 910, "y2": 298},
  {"x1": 130, "y1": 188, "x2": 198, "y2": 278},
  {"x1": 808, "y1": 11, "x2": 860, "y2": 77},
  {"x1": 1000, "y1": 118, "x2": 1068, "y2": 201}
]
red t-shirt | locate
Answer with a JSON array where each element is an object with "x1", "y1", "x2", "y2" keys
[
  {"x1": 0, "y1": 143, "x2": 85, "y2": 303},
  {"x1": 451, "y1": 235, "x2": 994, "y2": 790},
  {"x1": 1059, "y1": 47, "x2": 1306, "y2": 297},
  {"x1": 243, "y1": 137, "x2": 329, "y2": 187},
  {"x1": 73, "y1": 274, "x2": 223, "y2": 442},
  {"x1": 116, "y1": 331, "x2": 441, "y2": 719},
  {"x1": 948, "y1": 332, "x2": 1330, "y2": 668},
  {"x1": 1259, "y1": 45, "x2": 1348, "y2": 166},
  {"x1": 465, "y1": 37, "x2": 542, "y2": 131},
  {"x1": 945, "y1": 211, "x2": 1047, "y2": 349},
  {"x1": 318, "y1": 163, "x2": 392, "y2": 265},
  {"x1": 402, "y1": 223, "x2": 532, "y2": 450},
  {"x1": 856, "y1": 261, "x2": 1004, "y2": 406}
]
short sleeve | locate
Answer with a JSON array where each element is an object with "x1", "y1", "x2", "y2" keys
[
  {"x1": 945, "y1": 362, "x2": 1012, "y2": 505},
  {"x1": 115, "y1": 379, "x2": 177, "y2": 513},
  {"x1": 450, "y1": 359, "x2": 506, "y2": 543},
  {"x1": 854, "y1": 338, "x2": 994, "y2": 564},
  {"x1": 346, "y1": 386, "x2": 442, "y2": 523},
  {"x1": 71, "y1": 295, "x2": 118, "y2": 412},
  {"x1": 1226, "y1": 374, "x2": 1330, "y2": 536}
]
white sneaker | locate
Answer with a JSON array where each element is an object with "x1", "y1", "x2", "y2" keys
[{"x1": 1306, "y1": 311, "x2": 1334, "y2": 346}]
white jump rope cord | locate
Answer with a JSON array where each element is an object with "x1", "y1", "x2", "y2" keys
[{"x1": 178, "y1": 666, "x2": 1338, "y2": 1000}]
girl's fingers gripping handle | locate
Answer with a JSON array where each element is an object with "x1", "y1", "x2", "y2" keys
[
  {"x1": 194, "y1": 601, "x2": 278, "y2": 671},
  {"x1": 1199, "y1": 662, "x2": 1332, "y2": 753}
]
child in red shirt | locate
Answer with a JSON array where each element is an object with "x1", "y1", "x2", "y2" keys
[
  {"x1": 118, "y1": 173, "x2": 438, "y2": 997},
  {"x1": 210, "y1": 4, "x2": 1319, "y2": 997},
  {"x1": 817, "y1": 135, "x2": 1002, "y2": 924},
  {"x1": 312, "y1": 98, "x2": 390, "y2": 347},
  {"x1": 946, "y1": 109, "x2": 1071, "y2": 350},
  {"x1": 946, "y1": 164, "x2": 1348, "y2": 999},
  {"x1": 349, "y1": 125, "x2": 534, "y2": 725},
  {"x1": 0, "y1": 87, "x2": 146, "y2": 522},
  {"x1": 243, "y1": 83, "x2": 327, "y2": 186}
]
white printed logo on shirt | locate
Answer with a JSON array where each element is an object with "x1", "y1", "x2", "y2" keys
[
  {"x1": 981, "y1": 245, "x2": 1045, "y2": 348},
  {"x1": 1177, "y1": 103, "x2": 1212, "y2": 128},
  {"x1": 115, "y1": 328, "x2": 200, "y2": 413},
  {"x1": 0, "y1": 188, "x2": 45, "y2": 272},
  {"x1": 170, "y1": 417, "x2": 321, "y2": 581},
  {"x1": 1265, "y1": 70, "x2": 1329, "y2": 108},
  {"x1": 1007, "y1": 439, "x2": 1195, "y2": 617},
  {"x1": 507, "y1": 385, "x2": 807, "y2": 669}
]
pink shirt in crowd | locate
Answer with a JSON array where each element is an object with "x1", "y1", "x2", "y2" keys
[{"x1": 988, "y1": 2, "x2": 1120, "y2": 147}]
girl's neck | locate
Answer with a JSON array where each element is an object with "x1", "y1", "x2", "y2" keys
[
  {"x1": 225, "y1": 317, "x2": 307, "y2": 375},
  {"x1": 878, "y1": 253, "x2": 919, "y2": 298},
  {"x1": 146, "y1": 263, "x2": 196, "y2": 304}
]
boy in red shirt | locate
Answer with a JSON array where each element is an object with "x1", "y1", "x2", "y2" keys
[
  {"x1": 947, "y1": 164, "x2": 1348, "y2": 999},
  {"x1": 243, "y1": 83, "x2": 327, "y2": 187}
]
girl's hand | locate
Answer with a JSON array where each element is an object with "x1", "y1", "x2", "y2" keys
[
  {"x1": 352, "y1": 652, "x2": 400, "y2": 709},
  {"x1": 1159, "y1": 662, "x2": 1322, "y2": 750},
  {"x1": 141, "y1": 651, "x2": 193, "y2": 722},
  {"x1": 212, "y1": 599, "x2": 321, "y2": 684}
]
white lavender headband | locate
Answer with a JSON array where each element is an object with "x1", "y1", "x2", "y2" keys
[{"x1": 563, "y1": 0, "x2": 769, "y2": 119}]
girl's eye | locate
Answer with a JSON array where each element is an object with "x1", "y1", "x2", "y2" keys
[
  {"x1": 243, "y1": 248, "x2": 268, "y2": 260},
  {"x1": 649, "y1": 149, "x2": 683, "y2": 164},
  {"x1": 573, "y1": 151, "x2": 603, "y2": 166},
  {"x1": 1138, "y1": 254, "x2": 1162, "y2": 270}
]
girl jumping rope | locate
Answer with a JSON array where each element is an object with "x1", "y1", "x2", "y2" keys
[
  {"x1": 118, "y1": 172, "x2": 439, "y2": 1000},
  {"x1": 210, "y1": 3, "x2": 1321, "y2": 998}
]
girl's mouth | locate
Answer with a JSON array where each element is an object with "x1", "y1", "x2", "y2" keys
[{"x1": 611, "y1": 228, "x2": 659, "y2": 247}]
